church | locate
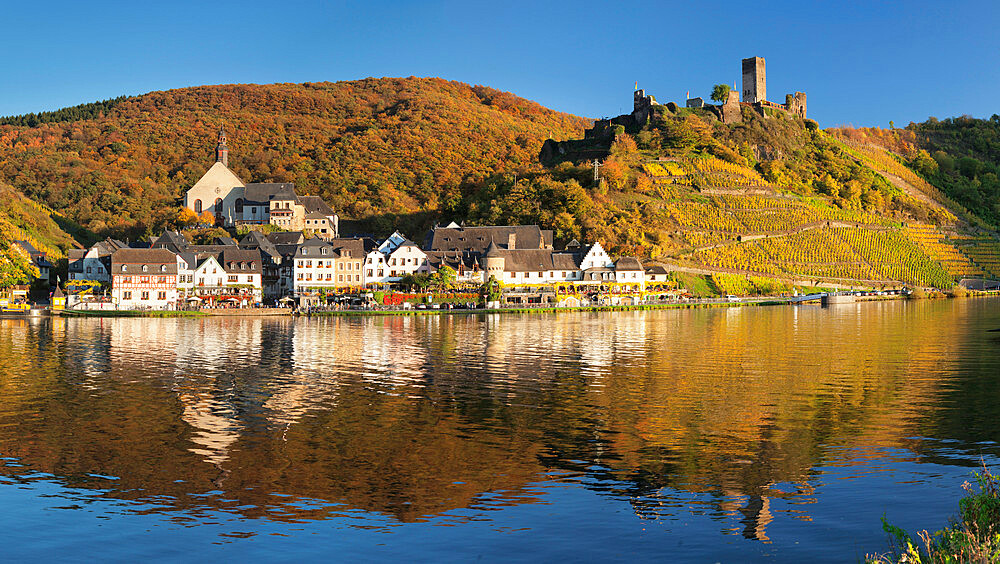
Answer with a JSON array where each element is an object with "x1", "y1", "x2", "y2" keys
[{"x1": 183, "y1": 128, "x2": 339, "y2": 237}]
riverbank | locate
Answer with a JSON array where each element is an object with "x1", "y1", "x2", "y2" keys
[
  {"x1": 36, "y1": 292, "x2": 998, "y2": 318},
  {"x1": 310, "y1": 299, "x2": 791, "y2": 317}
]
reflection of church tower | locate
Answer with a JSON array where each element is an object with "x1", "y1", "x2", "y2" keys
[
  {"x1": 216, "y1": 125, "x2": 229, "y2": 166},
  {"x1": 739, "y1": 494, "x2": 773, "y2": 542}
]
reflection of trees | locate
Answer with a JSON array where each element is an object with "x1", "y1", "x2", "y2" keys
[{"x1": 0, "y1": 300, "x2": 993, "y2": 535}]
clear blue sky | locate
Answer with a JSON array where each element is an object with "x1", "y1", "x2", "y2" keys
[{"x1": 1, "y1": 0, "x2": 996, "y2": 128}]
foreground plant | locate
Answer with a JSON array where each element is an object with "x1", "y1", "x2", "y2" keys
[{"x1": 868, "y1": 461, "x2": 1000, "y2": 563}]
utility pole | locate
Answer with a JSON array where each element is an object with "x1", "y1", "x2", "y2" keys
[{"x1": 592, "y1": 159, "x2": 601, "y2": 185}]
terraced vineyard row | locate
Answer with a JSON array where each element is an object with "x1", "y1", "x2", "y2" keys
[
  {"x1": 687, "y1": 227, "x2": 954, "y2": 287},
  {"x1": 643, "y1": 161, "x2": 685, "y2": 177},
  {"x1": 683, "y1": 156, "x2": 771, "y2": 189},
  {"x1": 958, "y1": 241, "x2": 1000, "y2": 279},
  {"x1": 666, "y1": 198, "x2": 894, "y2": 236},
  {"x1": 710, "y1": 273, "x2": 793, "y2": 296},
  {"x1": 905, "y1": 223, "x2": 983, "y2": 277}
]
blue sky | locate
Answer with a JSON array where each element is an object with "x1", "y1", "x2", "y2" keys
[{"x1": 1, "y1": 0, "x2": 996, "y2": 128}]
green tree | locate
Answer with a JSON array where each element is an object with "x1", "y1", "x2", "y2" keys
[
  {"x1": 479, "y1": 275, "x2": 502, "y2": 306},
  {"x1": 710, "y1": 84, "x2": 731, "y2": 104},
  {"x1": 433, "y1": 265, "x2": 456, "y2": 290}
]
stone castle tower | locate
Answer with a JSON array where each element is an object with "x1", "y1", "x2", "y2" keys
[{"x1": 742, "y1": 57, "x2": 766, "y2": 104}]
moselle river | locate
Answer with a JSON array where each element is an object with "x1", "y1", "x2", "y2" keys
[{"x1": 1, "y1": 299, "x2": 999, "y2": 561}]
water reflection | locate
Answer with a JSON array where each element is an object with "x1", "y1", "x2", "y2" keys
[{"x1": 1, "y1": 299, "x2": 999, "y2": 543}]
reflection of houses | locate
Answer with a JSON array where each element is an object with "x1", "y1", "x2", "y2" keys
[{"x1": 182, "y1": 128, "x2": 338, "y2": 236}]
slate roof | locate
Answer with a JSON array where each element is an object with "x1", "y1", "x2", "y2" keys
[
  {"x1": 13, "y1": 240, "x2": 39, "y2": 254},
  {"x1": 483, "y1": 249, "x2": 567, "y2": 272},
  {"x1": 243, "y1": 183, "x2": 298, "y2": 204},
  {"x1": 328, "y1": 237, "x2": 375, "y2": 258},
  {"x1": 644, "y1": 264, "x2": 670, "y2": 275},
  {"x1": 614, "y1": 257, "x2": 644, "y2": 271},
  {"x1": 219, "y1": 249, "x2": 262, "y2": 273},
  {"x1": 151, "y1": 231, "x2": 189, "y2": 252},
  {"x1": 177, "y1": 252, "x2": 199, "y2": 271},
  {"x1": 425, "y1": 225, "x2": 553, "y2": 252},
  {"x1": 300, "y1": 196, "x2": 335, "y2": 216},
  {"x1": 424, "y1": 250, "x2": 481, "y2": 271},
  {"x1": 266, "y1": 231, "x2": 305, "y2": 245},
  {"x1": 212, "y1": 236, "x2": 239, "y2": 246},
  {"x1": 111, "y1": 248, "x2": 179, "y2": 274}
]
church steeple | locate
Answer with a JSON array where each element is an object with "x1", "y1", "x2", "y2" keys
[{"x1": 215, "y1": 124, "x2": 229, "y2": 166}]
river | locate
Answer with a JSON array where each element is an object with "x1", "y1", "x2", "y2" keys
[{"x1": 1, "y1": 299, "x2": 998, "y2": 561}]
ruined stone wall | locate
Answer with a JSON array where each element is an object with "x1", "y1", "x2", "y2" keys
[
  {"x1": 721, "y1": 90, "x2": 742, "y2": 124},
  {"x1": 785, "y1": 92, "x2": 807, "y2": 119}
]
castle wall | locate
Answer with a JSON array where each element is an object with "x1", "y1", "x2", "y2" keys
[
  {"x1": 721, "y1": 90, "x2": 742, "y2": 124},
  {"x1": 786, "y1": 91, "x2": 807, "y2": 119}
]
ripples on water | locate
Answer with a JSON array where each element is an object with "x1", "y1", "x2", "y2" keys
[{"x1": 1, "y1": 299, "x2": 999, "y2": 561}]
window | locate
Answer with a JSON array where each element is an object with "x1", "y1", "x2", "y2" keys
[
  {"x1": 141, "y1": 291, "x2": 149, "y2": 300},
  {"x1": 338, "y1": 263, "x2": 344, "y2": 271},
  {"x1": 142, "y1": 265, "x2": 148, "y2": 273},
  {"x1": 194, "y1": 199, "x2": 203, "y2": 213},
  {"x1": 157, "y1": 291, "x2": 166, "y2": 300},
  {"x1": 297, "y1": 260, "x2": 303, "y2": 268},
  {"x1": 366, "y1": 269, "x2": 373, "y2": 277},
  {"x1": 247, "y1": 276, "x2": 253, "y2": 283},
  {"x1": 158, "y1": 276, "x2": 166, "y2": 283},
  {"x1": 124, "y1": 276, "x2": 132, "y2": 283},
  {"x1": 86, "y1": 266, "x2": 92, "y2": 274},
  {"x1": 121, "y1": 264, "x2": 128, "y2": 272},
  {"x1": 306, "y1": 274, "x2": 312, "y2": 281},
  {"x1": 123, "y1": 291, "x2": 132, "y2": 300},
  {"x1": 228, "y1": 275, "x2": 238, "y2": 283},
  {"x1": 140, "y1": 276, "x2": 149, "y2": 283},
  {"x1": 235, "y1": 198, "x2": 243, "y2": 214},
  {"x1": 160, "y1": 264, "x2": 166, "y2": 272},
  {"x1": 377, "y1": 270, "x2": 383, "y2": 276},
  {"x1": 338, "y1": 275, "x2": 343, "y2": 282},
  {"x1": 214, "y1": 198, "x2": 223, "y2": 215},
  {"x1": 355, "y1": 275, "x2": 360, "y2": 282}
]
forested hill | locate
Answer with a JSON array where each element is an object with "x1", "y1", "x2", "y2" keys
[
  {"x1": 832, "y1": 116, "x2": 1000, "y2": 229},
  {"x1": 0, "y1": 78, "x2": 591, "y2": 239}
]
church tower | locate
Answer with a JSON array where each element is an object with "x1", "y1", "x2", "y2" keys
[{"x1": 215, "y1": 125, "x2": 229, "y2": 166}]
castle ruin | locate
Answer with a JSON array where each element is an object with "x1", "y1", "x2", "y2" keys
[
  {"x1": 539, "y1": 56, "x2": 809, "y2": 163},
  {"x1": 740, "y1": 56, "x2": 807, "y2": 119}
]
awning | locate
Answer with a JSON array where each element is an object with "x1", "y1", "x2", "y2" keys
[{"x1": 186, "y1": 296, "x2": 202, "y2": 301}]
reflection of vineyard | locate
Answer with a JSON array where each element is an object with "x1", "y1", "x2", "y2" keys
[{"x1": 0, "y1": 305, "x2": 986, "y2": 537}]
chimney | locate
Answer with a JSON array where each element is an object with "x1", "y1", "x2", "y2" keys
[{"x1": 507, "y1": 233, "x2": 516, "y2": 250}]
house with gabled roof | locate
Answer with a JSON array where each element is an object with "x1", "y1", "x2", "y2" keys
[
  {"x1": 69, "y1": 238, "x2": 130, "y2": 283},
  {"x1": 110, "y1": 248, "x2": 179, "y2": 310},
  {"x1": 13, "y1": 240, "x2": 53, "y2": 286}
]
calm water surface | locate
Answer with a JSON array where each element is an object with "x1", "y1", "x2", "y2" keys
[{"x1": 1, "y1": 299, "x2": 999, "y2": 562}]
